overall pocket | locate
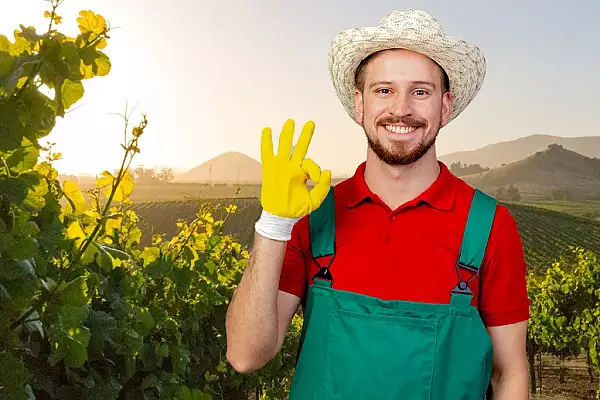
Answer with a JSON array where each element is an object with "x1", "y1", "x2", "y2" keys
[{"x1": 324, "y1": 308, "x2": 438, "y2": 400}]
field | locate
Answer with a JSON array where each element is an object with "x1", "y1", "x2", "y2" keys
[
  {"x1": 129, "y1": 195, "x2": 600, "y2": 399},
  {"x1": 130, "y1": 197, "x2": 262, "y2": 248},
  {"x1": 502, "y1": 202, "x2": 600, "y2": 274},
  {"x1": 530, "y1": 355, "x2": 600, "y2": 399},
  {"x1": 76, "y1": 181, "x2": 264, "y2": 203},
  {"x1": 100, "y1": 182, "x2": 600, "y2": 399},
  {"x1": 515, "y1": 200, "x2": 600, "y2": 221},
  {"x1": 130, "y1": 196, "x2": 600, "y2": 275}
]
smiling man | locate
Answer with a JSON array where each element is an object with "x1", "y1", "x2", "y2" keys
[{"x1": 226, "y1": 9, "x2": 530, "y2": 400}]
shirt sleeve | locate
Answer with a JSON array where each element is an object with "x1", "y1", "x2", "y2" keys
[
  {"x1": 478, "y1": 204, "x2": 531, "y2": 327},
  {"x1": 278, "y1": 216, "x2": 309, "y2": 300}
]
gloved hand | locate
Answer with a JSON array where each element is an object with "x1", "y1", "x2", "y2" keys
[{"x1": 255, "y1": 119, "x2": 332, "y2": 241}]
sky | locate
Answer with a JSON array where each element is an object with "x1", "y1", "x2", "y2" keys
[{"x1": 2, "y1": 0, "x2": 600, "y2": 177}]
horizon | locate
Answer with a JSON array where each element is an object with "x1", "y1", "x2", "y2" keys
[
  {"x1": 3, "y1": 0, "x2": 600, "y2": 177},
  {"x1": 62, "y1": 133, "x2": 600, "y2": 180}
]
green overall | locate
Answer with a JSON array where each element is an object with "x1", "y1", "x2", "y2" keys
[{"x1": 288, "y1": 187, "x2": 497, "y2": 400}]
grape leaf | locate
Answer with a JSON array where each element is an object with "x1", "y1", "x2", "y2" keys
[
  {"x1": 0, "y1": 282, "x2": 11, "y2": 300},
  {"x1": 0, "y1": 176, "x2": 28, "y2": 205},
  {"x1": 96, "y1": 170, "x2": 114, "y2": 189},
  {"x1": 8, "y1": 235, "x2": 39, "y2": 260},
  {"x1": 86, "y1": 310, "x2": 117, "y2": 353},
  {"x1": 0, "y1": 99, "x2": 25, "y2": 151},
  {"x1": 77, "y1": 11, "x2": 107, "y2": 36},
  {"x1": 141, "y1": 374, "x2": 158, "y2": 389},
  {"x1": 66, "y1": 220, "x2": 86, "y2": 246},
  {"x1": 57, "y1": 276, "x2": 89, "y2": 307},
  {"x1": 24, "y1": 310, "x2": 44, "y2": 338},
  {"x1": 63, "y1": 180, "x2": 87, "y2": 214},
  {"x1": 0, "y1": 35, "x2": 9, "y2": 51},
  {"x1": 59, "y1": 304, "x2": 90, "y2": 328},
  {"x1": 134, "y1": 307, "x2": 155, "y2": 336},
  {"x1": 36, "y1": 161, "x2": 58, "y2": 181},
  {"x1": 0, "y1": 260, "x2": 31, "y2": 280},
  {"x1": 17, "y1": 25, "x2": 42, "y2": 43},
  {"x1": 50, "y1": 325, "x2": 90, "y2": 368},
  {"x1": 93, "y1": 51, "x2": 111, "y2": 77},
  {"x1": 100, "y1": 169, "x2": 134, "y2": 203},
  {"x1": 61, "y1": 79, "x2": 84, "y2": 110},
  {"x1": 0, "y1": 50, "x2": 14, "y2": 77},
  {"x1": 156, "y1": 342, "x2": 169, "y2": 358},
  {"x1": 6, "y1": 138, "x2": 40, "y2": 173},
  {"x1": 0, "y1": 350, "x2": 32, "y2": 400}
]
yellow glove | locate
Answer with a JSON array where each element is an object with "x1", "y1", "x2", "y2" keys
[{"x1": 260, "y1": 119, "x2": 332, "y2": 219}]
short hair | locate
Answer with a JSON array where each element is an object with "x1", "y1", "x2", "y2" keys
[{"x1": 354, "y1": 50, "x2": 450, "y2": 94}]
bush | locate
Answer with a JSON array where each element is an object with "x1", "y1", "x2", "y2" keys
[{"x1": 0, "y1": 3, "x2": 301, "y2": 399}]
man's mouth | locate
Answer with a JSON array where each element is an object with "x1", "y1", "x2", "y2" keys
[{"x1": 383, "y1": 124, "x2": 418, "y2": 134}]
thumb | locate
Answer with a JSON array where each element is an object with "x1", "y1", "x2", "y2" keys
[{"x1": 309, "y1": 169, "x2": 332, "y2": 210}]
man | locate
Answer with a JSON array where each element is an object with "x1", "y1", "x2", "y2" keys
[{"x1": 226, "y1": 9, "x2": 530, "y2": 399}]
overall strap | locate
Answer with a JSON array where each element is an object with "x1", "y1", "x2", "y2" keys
[
  {"x1": 308, "y1": 185, "x2": 336, "y2": 286},
  {"x1": 451, "y1": 189, "x2": 497, "y2": 305}
]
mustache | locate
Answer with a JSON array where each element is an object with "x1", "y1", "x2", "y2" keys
[{"x1": 378, "y1": 116, "x2": 427, "y2": 128}]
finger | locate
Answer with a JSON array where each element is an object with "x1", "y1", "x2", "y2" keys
[
  {"x1": 309, "y1": 169, "x2": 332, "y2": 210},
  {"x1": 301, "y1": 158, "x2": 321, "y2": 183},
  {"x1": 290, "y1": 120, "x2": 315, "y2": 165},
  {"x1": 261, "y1": 127, "x2": 274, "y2": 164},
  {"x1": 276, "y1": 119, "x2": 295, "y2": 160}
]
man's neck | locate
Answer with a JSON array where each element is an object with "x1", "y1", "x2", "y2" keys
[{"x1": 363, "y1": 150, "x2": 441, "y2": 210}]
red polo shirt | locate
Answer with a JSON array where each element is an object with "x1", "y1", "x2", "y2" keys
[{"x1": 278, "y1": 161, "x2": 530, "y2": 327}]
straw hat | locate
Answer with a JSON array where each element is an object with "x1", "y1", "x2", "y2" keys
[{"x1": 328, "y1": 9, "x2": 486, "y2": 123}]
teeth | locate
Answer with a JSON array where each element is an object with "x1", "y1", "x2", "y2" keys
[{"x1": 385, "y1": 125, "x2": 417, "y2": 134}]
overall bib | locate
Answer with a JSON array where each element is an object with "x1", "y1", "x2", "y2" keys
[{"x1": 288, "y1": 187, "x2": 497, "y2": 400}]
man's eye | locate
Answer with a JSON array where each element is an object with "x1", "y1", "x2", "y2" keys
[
  {"x1": 414, "y1": 89, "x2": 427, "y2": 96},
  {"x1": 377, "y1": 88, "x2": 391, "y2": 94}
]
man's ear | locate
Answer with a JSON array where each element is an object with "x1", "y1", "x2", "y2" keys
[
  {"x1": 440, "y1": 91, "x2": 453, "y2": 128},
  {"x1": 354, "y1": 90, "x2": 364, "y2": 125}
]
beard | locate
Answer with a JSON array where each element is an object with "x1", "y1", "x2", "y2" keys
[{"x1": 364, "y1": 114, "x2": 441, "y2": 166}]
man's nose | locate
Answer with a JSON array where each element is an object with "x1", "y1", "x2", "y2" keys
[{"x1": 388, "y1": 95, "x2": 413, "y2": 116}]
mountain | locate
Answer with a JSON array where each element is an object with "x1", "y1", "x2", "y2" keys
[
  {"x1": 461, "y1": 144, "x2": 600, "y2": 199},
  {"x1": 176, "y1": 152, "x2": 262, "y2": 183},
  {"x1": 439, "y1": 134, "x2": 600, "y2": 168}
]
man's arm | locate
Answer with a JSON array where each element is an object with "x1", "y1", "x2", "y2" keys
[
  {"x1": 225, "y1": 232, "x2": 301, "y2": 373},
  {"x1": 478, "y1": 204, "x2": 531, "y2": 399},
  {"x1": 226, "y1": 118, "x2": 330, "y2": 374},
  {"x1": 486, "y1": 320, "x2": 529, "y2": 399}
]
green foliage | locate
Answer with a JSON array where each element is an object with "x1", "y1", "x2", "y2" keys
[
  {"x1": 0, "y1": 3, "x2": 302, "y2": 399},
  {"x1": 449, "y1": 161, "x2": 490, "y2": 177},
  {"x1": 526, "y1": 247, "x2": 600, "y2": 397},
  {"x1": 494, "y1": 184, "x2": 521, "y2": 201}
]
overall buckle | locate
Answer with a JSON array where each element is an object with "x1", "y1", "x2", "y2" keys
[
  {"x1": 451, "y1": 280, "x2": 473, "y2": 295},
  {"x1": 312, "y1": 253, "x2": 335, "y2": 285},
  {"x1": 452, "y1": 261, "x2": 479, "y2": 296}
]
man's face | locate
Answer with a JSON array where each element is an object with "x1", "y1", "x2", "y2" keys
[{"x1": 354, "y1": 49, "x2": 453, "y2": 166}]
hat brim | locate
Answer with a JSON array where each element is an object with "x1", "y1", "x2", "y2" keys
[{"x1": 328, "y1": 24, "x2": 486, "y2": 124}]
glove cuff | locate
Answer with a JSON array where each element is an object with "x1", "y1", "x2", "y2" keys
[{"x1": 254, "y1": 209, "x2": 300, "y2": 242}]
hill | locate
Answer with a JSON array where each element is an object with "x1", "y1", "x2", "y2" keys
[
  {"x1": 131, "y1": 197, "x2": 600, "y2": 275},
  {"x1": 461, "y1": 144, "x2": 600, "y2": 200},
  {"x1": 175, "y1": 152, "x2": 351, "y2": 185},
  {"x1": 176, "y1": 151, "x2": 262, "y2": 183},
  {"x1": 439, "y1": 134, "x2": 600, "y2": 168}
]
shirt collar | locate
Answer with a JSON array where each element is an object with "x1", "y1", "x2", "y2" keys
[{"x1": 345, "y1": 160, "x2": 457, "y2": 211}]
